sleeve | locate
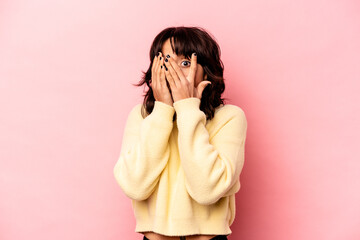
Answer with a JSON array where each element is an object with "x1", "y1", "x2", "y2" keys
[
  {"x1": 113, "y1": 101, "x2": 175, "y2": 201},
  {"x1": 173, "y1": 97, "x2": 247, "y2": 205}
]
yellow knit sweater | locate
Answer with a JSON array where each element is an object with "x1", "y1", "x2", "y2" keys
[{"x1": 113, "y1": 97, "x2": 247, "y2": 236}]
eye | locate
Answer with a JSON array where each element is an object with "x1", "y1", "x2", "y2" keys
[{"x1": 181, "y1": 60, "x2": 191, "y2": 67}]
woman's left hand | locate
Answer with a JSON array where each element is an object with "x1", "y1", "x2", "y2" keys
[{"x1": 163, "y1": 53, "x2": 211, "y2": 103}]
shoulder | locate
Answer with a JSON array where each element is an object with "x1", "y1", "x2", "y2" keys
[
  {"x1": 127, "y1": 103, "x2": 146, "y2": 121},
  {"x1": 133, "y1": 103, "x2": 144, "y2": 112},
  {"x1": 206, "y1": 103, "x2": 247, "y2": 140},
  {"x1": 208, "y1": 103, "x2": 247, "y2": 130},
  {"x1": 214, "y1": 103, "x2": 246, "y2": 120}
]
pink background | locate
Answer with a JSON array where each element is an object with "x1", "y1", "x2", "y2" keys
[{"x1": 1, "y1": 0, "x2": 359, "y2": 239}]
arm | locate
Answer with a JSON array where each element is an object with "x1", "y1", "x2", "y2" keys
[
  {"x1": 173, "y1": 97, "x2": 247, "y2": 205},
  {"x1": 113, "y1": 101, "x2": 175, "y2": 201}
]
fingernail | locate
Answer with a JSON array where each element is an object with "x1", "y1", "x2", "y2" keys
[
  {"x1": 160, "y1": 57, "x2": 162, "y2": 60},
  {"x1": 161, "y1": 65, "x2": 163, "y2": 69},
  {"x1": 166, "y1": 54, "x2": 170, "y2": 58},
  {"x1": 157, "y1": 52, "x2": 160, "y2": 56},
  {"x1": 165, "y1": 58, "x2": 168, "y2": 62},
  {"x1": 193, "y1": 52, "x2": 197, "y2": 56}
]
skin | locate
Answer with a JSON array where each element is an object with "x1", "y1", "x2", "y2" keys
[
  {"x1": 145, "y1": 38, "x2": 217, "y2": 240},
  {"x1": 150, "y1": 37, "x2": 211, "y2": 107}
]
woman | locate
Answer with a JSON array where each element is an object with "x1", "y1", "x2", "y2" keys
[{"x1": 113, "y1": 26, "x2": 248, "y2": 240}]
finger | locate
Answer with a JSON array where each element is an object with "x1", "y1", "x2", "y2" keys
[
  {"x1": 158, "y1": 54, "x2": 166, "y2": 87},
  {"x1": 187, "y1": 52, "x2": 197, "y2": 85},
  {"x1": 167, "y1": 56, "x2": 187, "y2": 83},
  {"x1": 152, "y1": 53, "x2": 160, "y2": 89},
  {"x1": 164, "y1": 58, "x2": 180, "y2": 87},
  {"x1": 163, "y1": 63, "x2": 176, "y2": 89},
  {"x1": 156, "y1": 53, "x2": 163, "y2": 86},
  {"x1": 196, "y1": 80, "x2": 212, "y2": 97},
  {"x1": 160, "y1": 61, "x2": 166, "y2": 88},
  {"x1": 152, "y1": 52, "x2": 159, "y2": 73},
  {"x1": 152, "y1": 55, "x2": 159, "y2": 89}
]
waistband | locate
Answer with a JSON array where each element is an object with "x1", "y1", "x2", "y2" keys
[{"x1": 143, "y1": 235, "x2": 228, "y2": 240}]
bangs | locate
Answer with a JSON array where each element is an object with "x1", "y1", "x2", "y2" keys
[{"x1": 167, "y1": 29, "x2": 198, "y2": 60}]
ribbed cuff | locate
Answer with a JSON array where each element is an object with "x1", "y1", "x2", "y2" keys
[
  {"x1": 173, "y1": 97, "x2": 201, "y2": 113},
  {"x1": 152, "y1": 100, "x2": 175, "y2": 121}
]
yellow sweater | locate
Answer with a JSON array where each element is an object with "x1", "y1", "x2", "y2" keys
[{"x1": 113, "y1": 97, "x2": 247, "y2": 236}]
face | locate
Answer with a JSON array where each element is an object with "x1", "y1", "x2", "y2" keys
[{"x1": 161, "y1": 38, "x2": 207, "y2": 88}]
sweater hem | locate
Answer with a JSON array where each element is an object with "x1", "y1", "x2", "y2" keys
[{"x1": 134, "y1": 216, "x2": 232, "y2": 236}]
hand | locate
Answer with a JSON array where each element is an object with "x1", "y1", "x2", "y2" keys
[
  {"x1": 150, "y1": 52, "x2": 174, "y2": 107},
  {"x1": 163, "y1": 52, "x2": 211, "y2": 103}
]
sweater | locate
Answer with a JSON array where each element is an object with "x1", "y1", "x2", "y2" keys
[{"x1": 113, "y1": 97, "x2": 247, "y2": 236}]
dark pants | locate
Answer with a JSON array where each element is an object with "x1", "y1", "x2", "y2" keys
[{"x1": 143, "y1": 235, "x2": 228, "y2": 240}]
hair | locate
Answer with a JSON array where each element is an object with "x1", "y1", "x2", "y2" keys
[{"x1": 133, "y1": 26, "x2": 228, "y2": 121}]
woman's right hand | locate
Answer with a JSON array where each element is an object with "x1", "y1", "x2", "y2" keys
[{"x1": 150, "y1": 52, "x2": 174, "y2": 107}]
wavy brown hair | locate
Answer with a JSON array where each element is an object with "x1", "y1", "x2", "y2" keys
[{"x1": 133, "y1": 26, "x2": 228, "y2": 121}]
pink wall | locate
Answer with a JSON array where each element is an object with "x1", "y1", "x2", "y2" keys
[{"x1": 1, "y1": 0, "x2": 359, "y2": 239}]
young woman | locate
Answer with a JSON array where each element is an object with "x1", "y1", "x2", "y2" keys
[{"x1": 113, "y1": 26, "x2": 248, "y2": 240}]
